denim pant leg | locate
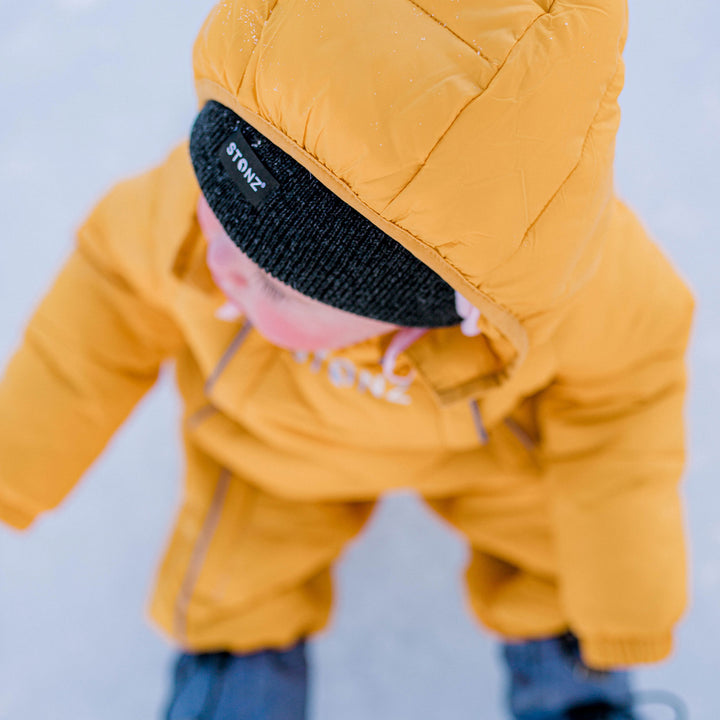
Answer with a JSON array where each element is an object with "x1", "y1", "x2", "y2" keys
[
  {"x1": 164, "y1": 640, "x2": 308, "y2": 720},
  {"x1": 501, "y1": 633, "x2": 634, "y2": 720}
]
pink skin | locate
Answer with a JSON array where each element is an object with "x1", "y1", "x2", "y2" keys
[{"x1": 197, "y1": 195, "x2": 400, "y2": 352}]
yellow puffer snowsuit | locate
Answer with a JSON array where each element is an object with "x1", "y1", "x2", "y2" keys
[{"x1": 0, "y1": 0, "x2": 694, "y2": 669}]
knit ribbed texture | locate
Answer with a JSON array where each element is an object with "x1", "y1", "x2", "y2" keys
[
  {"x1": 189, "y1": 101, "x2": 462, "y2": 327},
  {"x1": 580, "y1": 632, "x2": 674, "y2": 669}
]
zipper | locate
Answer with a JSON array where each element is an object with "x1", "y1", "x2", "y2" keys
[
  {"x1": 503, "y1": 415, "x2": 542, "y2": 470},
  {"x1": 185, "y1": 322, "x2": 254, "y2": 431},
  {"x1": 502, "y1": 416, "x2": 536, "y2": 452},
  {"x1": 174, "y1": 325, "x2": 254, "y2": 641},
  {"x1": 173, "y1": 467, "x2": 232, "y2": 644},
  {"x1": 186, "y1": 403, "x2": 219, "y2": 431},
  {"x1": 204, "y1": 321, "x2": 253, "y2": 395},
  {"x1": 469, "y1": 399, "x2": 541, "y2": 468},
  {"x1": 469, "y1": 399, "x2": 489, "y2": 445}
]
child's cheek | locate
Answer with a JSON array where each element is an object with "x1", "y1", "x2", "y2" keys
[
  {"x1": 207, "y1": 237, "x2": 242, "y2": 275},
  {"x1": 206, "y1": 239, "x2": 250, "y2": 305},
  {"x1": 251, "y1": 300, "x2": 336, "y2": 351}
]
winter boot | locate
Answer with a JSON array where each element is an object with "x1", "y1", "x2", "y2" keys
[{"x1": 501, "y1": 632, "x2": 636, "y2": 720}]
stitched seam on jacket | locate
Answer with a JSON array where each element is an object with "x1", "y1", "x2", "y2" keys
[
  {"x1": 434, "y1": 72, "x2": 612, "y2": 301},
  {"x1": 173, "y1": 468, "x2": 232, "y2": 644},
  {"x1": 402, "y1": 0, "x2": 495, "y2": 64},
  {"x1": 383, "y1": 6, "x2": 552, "y2": 213},
  {"x1": 235, "y1": 0, "x2": 282, "y2": 95},
  {"x1": 511, "y1": 64, "x2": 621, "y2": 253}
]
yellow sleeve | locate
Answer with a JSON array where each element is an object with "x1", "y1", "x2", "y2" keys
[
  {"x1": 537, "y1": 200, "x2": 695, "y2": 669},
  {"x1": 0, "y1": 147, "x2": 190, "y2": 529}
]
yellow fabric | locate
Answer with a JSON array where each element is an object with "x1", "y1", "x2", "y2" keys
[{"x1": 0, "y1": 0, "x2": 695, "y2": 669}]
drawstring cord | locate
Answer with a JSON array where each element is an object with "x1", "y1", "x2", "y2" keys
[
  {"x1": 215, "y1": 300, "x2": 243, "y2": 321},
  {"x1": 381, "y1": 328, "x2": 429, "y2": 384},
  {"x1": 455, "y1": 291, "x2": 482, "y2": 337},
  {"x1": 380, "y1": 292, "x2": 483, "y2": 383}
]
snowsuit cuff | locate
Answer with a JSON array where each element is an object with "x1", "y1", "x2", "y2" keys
[{"x1": 580, "y1": 632, "x2": 674, "y2": 669}]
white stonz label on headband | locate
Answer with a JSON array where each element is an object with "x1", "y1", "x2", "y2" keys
[{"x1": 219, "y1": 129, "x2": 279, "y2": 209}]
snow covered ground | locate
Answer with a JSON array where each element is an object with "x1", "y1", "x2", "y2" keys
[{"x1": 0, "y1": 1, "x2": 717, "y2": 718}]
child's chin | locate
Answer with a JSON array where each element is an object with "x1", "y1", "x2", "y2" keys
[
  {"x1": 251, "y1": 313, "x2": 369, "y2": 352},
  {"x1": 255, "y1": 327, "x2": 328, "y2": 353},
  {"x1": 261, "y1": 331, "x2": 364, "y2": 354}
]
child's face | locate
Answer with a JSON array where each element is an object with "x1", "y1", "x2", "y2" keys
[{"x1": 198, "y1": 195, "x2": 400, "y2": 351}]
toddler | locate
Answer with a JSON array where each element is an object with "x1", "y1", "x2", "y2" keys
[{"x1": 0, "y1": 1, "x2": 694, "y2": 718}]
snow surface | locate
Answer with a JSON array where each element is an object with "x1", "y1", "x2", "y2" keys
[{"x1": 0, "y1": 1, "x2": 718, "y2": 718}]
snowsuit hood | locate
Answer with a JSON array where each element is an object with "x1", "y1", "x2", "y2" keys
[{"x1": 193, "y1": 0, "x2": 629, "y2": 387}]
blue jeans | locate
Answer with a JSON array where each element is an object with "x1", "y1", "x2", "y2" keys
[
  {"x1": 164, "y1": 642, "x2": 308, "y2": 720},
  {"x1": 163, "y1": 634, "x2": 634, "y2": 719}
]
